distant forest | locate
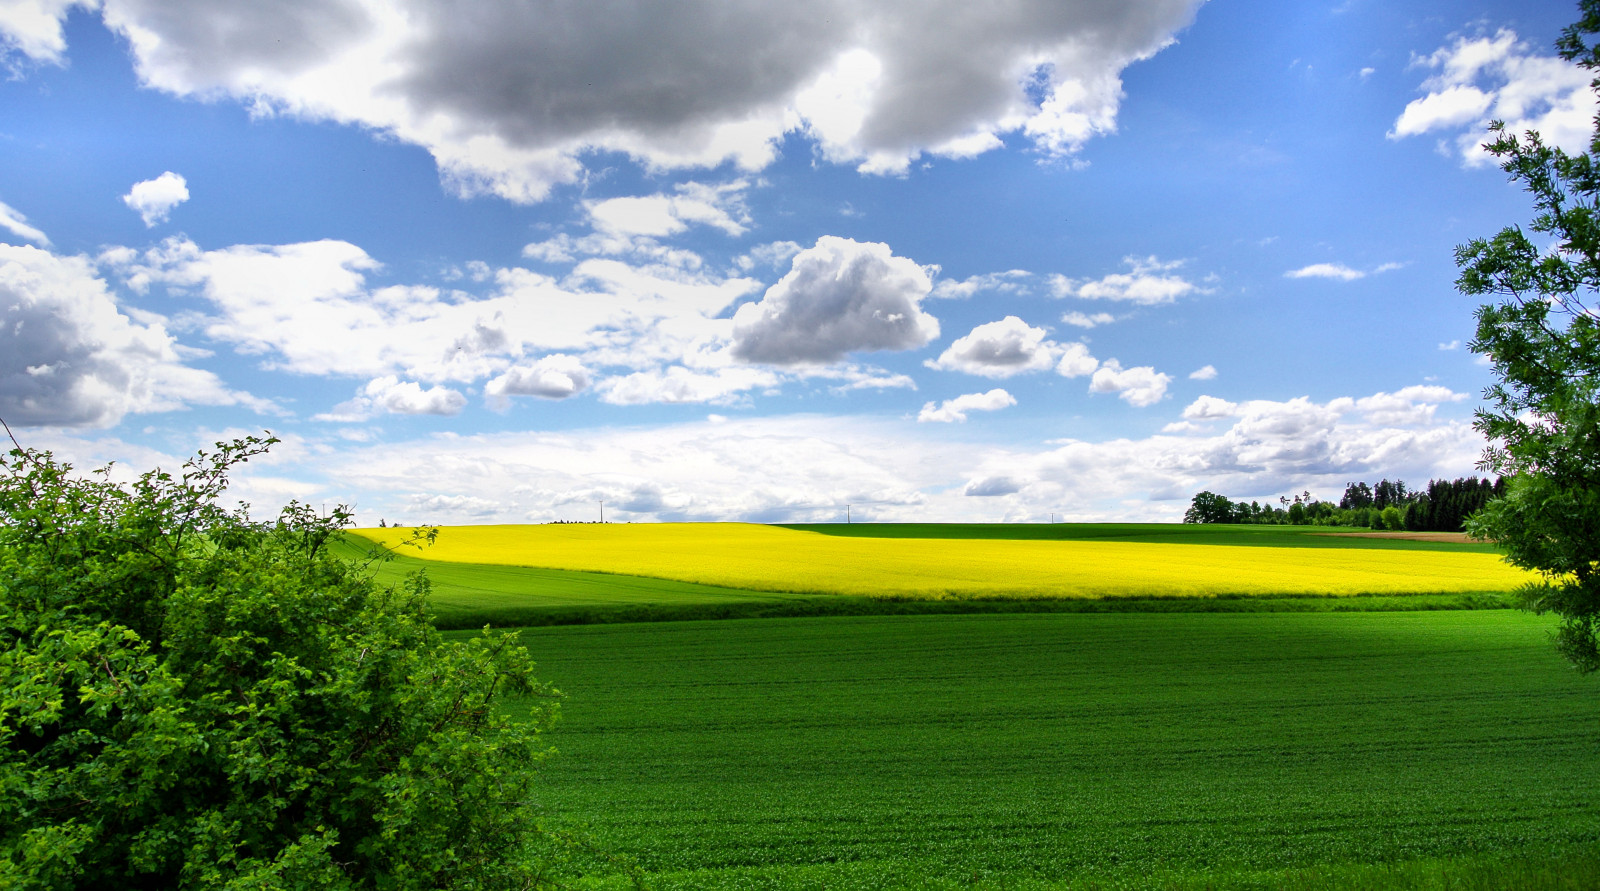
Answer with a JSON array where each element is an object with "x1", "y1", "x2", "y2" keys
[{"x1": 1183, "y1": 477, "x2": 1504, "y2": 532}]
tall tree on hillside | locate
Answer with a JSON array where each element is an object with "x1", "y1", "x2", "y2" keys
[{"x1": 1456, "y1": 2, "x2": 1600, "y2": 671}]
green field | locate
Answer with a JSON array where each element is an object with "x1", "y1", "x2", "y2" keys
[{"x1": 472, "y1": 611, "x2": 1600, "y2": 890}]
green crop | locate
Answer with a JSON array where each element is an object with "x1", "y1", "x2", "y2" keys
[{"x1": 471, "y1": 611, "x2": 1600, "y2": 889}]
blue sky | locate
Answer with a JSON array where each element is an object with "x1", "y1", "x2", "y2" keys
[{"x1": 0, "y1": 0, "x2": 1589, "y2": 524}]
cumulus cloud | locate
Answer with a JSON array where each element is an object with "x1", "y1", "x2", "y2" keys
[
  {"x1": 927, "y1": 316, "x2": 1060, "y2": 378},
  {"x1": 731, "y1": 236, "x2": 938, "y2": 365},
  {"x1": 109, "y1": 235, "x2": 758, "y2": 388},
  {"x1": 170, "y1": 389, "x2": 1481, "y2": 526},
  {"x1": 361, "y1": 376, "x2": 466, "y2": 416},
  {"x1": 918, "y1": 388, "x2": 1016, "y2": 423},
  {"x1": 122, "y1": 171, "x2": 190, "y2": 227},
  {"x1": 1391, "y1": 28, "x2": 1594, "y2": 165},
  {"x1": 485, "y1": 354, "x2": 591, "y2": 407},
  {"x1": 0, "y1": 200, "x2": 50, "y2": 246},
  {"x1": 929, "y1": 270, "x2": 1032, "y2": 300},
  {"x1": 1089, "y1": 359, "x2": 1171, "y2": 407},
  {"x1": 0, "y1": 243, "x2": 262, "y2": 427},
  {"x1": 1050, "y1": 256, "x2": 1203, "y2": 305},
  {"x1": 1056, "y1": 342, "x2": 1100, "y2": 378},
  {"x1": 316, "y1": 375, "x2": 468, "y2": 420},
  {"x1": 1188, "y1": 364, "x2": 1217, "y2": 380},
  {"x1": 7, "y1": 0, "x2": 1203, "y2": 202},
  {"x1": 1350, "y1": 384, "x2": 1467, "y2": 426},
  {"x1": 1181, "y1": 394, "x2": 1239, "y2": 420}
]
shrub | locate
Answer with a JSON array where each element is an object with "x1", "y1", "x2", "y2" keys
[{"x1": 0, "y1": 435, "x2": 580, "y2": 889}]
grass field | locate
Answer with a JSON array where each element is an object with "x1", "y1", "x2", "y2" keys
[
  {"x1": 473, "y1": 610, "x2": 1600, "y2": 890},
  {"x1": 350, "y1": 523, "x2": 1534, "y2": 602}
]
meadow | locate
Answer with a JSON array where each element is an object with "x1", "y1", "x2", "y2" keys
[
  {"x1": 348, "y1": 523, "x2": 1534, "y2": 603},
  {"x1": 473, "y1": 610, "x2": 1600, "y2": 890}
]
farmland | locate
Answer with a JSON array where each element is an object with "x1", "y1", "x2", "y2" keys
[
  {"x1": 475, "y1": 610, "x2": 1600, "y2": 890},
  {"x1": 348, "y1": 522, "x2": 1534, "y2": 603},
  {"x1": 350, "y1": 522, "x2": 1596, "y2": 888}
]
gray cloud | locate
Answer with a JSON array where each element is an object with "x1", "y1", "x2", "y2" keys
[
  {"x1": 732, "y1": 236, "x2": 938, "y2": 366},
  {"x1": 0, "y1": 244, "x2": 258, "y2": 427},
  {"x1": 17, "y1": 0, "x2": 1201, "y2": 200}
]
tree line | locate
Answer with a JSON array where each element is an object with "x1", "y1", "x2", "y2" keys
[{"x1": 1183, "y1": 476, "x2": 1504, "y2": 532}]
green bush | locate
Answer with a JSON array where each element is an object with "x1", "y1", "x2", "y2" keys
[{"x1": 0, "y1": 436, "x2": 579, "y2": 889}]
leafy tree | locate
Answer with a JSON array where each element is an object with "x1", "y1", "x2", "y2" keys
[
  {"x1": 1455, "y1": 2, "x2": 1600, "y2": 671},
  {"x1": 0, "y1": 434, "x2": 603, "y2": 888},
  {"x1": 1183, "y1": 491, "x2": 1236, "y2": 524}
]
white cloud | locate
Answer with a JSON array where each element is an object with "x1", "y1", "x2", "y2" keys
[
  {"x1": 1055, "y1": 342, "x2": 1100, "y2": 378},
  {"x1": 0, "y1": 0, "x2": 80, "y2": 64},
  {"x1": 918, "y1": 388, "x2": 1016, "y2": 423},
  {"x1": 485, "y1": 354, "x2": 591, "y2": 407},
  {"x1": 927, "y1": 316, "x2": 1060, "y2": 378},
  {"x1": 1438, "y1": 340, "x2": 1460, "y2": 351},
  {"x1": 182, "y1": 391, "x2": 1479, "y2": 525},
  {"x1": 316, "y1": 375, "x2": 468, "y2": 420},
  {"x1": 109, "y1": 236, "x2": 759, "y2": 393},
  {"x1": 1089, "y1": 359, "x2": 1171, "y2": 407},
  {"x1": 596, "y1": 365, "x2": 778, "y2": 406},
  {"x1": 0, "y1": 200, "x2": 50, "y2": 246},
  {"x1": 0, "y1": 243, "x2": 262, "y2": 427},
  {"x1": 9, "y1": 1, "x2": 1202, "y2": 202},
  {"x1": 361, "y1": 376, "x2": 466, "y2": 416},
  {"x1": 1061, "y1": 310, "x2": 1115, "y2": 329},
  {"x1": 731, "y1": 236, "x2": 938, "y2": 365},
  {"x1": 122, "y1": 171, "x2": 190, "y2": 227},
  {"x1": 1352, "y1": 384, "x2": 1467, "y2": 426},
  {"x1": 1285, "y1": 263, "x2": 1365, "y2": 281},
  {"x1": 1188, "y1": 364, "x2": 1217, "y2": 380},
  {"x1": 734, "y1": 240, "x2": 805, "y2": 273},
  {"x1": 929, "y1": 270, "x2": 1032, "y2": 300},
  {"x1": 30, "y1": 380, "x2": 1488, "y2": 525},
  {"x1": 1181, "y1": 394, "x2": 1239, "y2": 420},
  {"x1": 1391, "y1": 28, "x2": 1595, "y2": 165},
  {"x1": 964, "y1": 475, "x2": 1023, "y2": 497},
  {"x1": 1050, "y1": 256, "x2": 1202, "y2": 305},
  {"x1": 585, "y1": 180, "x2": 751, "y2": 238}
]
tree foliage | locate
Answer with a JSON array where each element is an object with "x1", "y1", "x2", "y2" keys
[
  {"x1": 0, "y1": 434, "x2": 587, "y2": 888},
  {"x1": 1456, "y1": 2, "x2": 1600, "y2": 671}
]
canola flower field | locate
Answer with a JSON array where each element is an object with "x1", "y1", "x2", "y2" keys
[{"x1": 350, "y1": 522, "x2": 1535, "y2": 601}]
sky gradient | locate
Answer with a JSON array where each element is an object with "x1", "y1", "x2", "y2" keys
[{"x1": 0, "y1": 0, "x2": 1589, "y2": 524}]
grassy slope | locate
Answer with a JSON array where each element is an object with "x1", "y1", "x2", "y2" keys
[
  {"x1": 482, "y1": 610, "x2": 1600, "y2": 890},
  {"x1": 331, "y1": 535, "x2": 816, "y2": 627}
]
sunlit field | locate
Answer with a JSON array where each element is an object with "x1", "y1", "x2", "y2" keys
[
  {"x1": 468, "y1": 610, "x2": 1600, "y2": 890},
  {"x1": 350, "y1": 522, "x2": 1535, "y2": 601}
]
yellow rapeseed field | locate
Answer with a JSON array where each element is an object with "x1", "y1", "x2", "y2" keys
[{"x1": 352, "y1": 523, "x2": 1537, "y2": 600}]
